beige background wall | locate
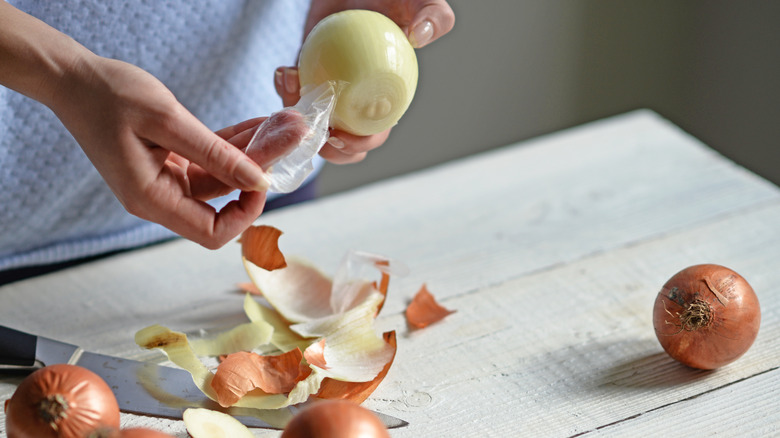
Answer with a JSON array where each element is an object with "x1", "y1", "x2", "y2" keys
[{"x1": 317, "y1": 1, "x2": 780, "y2": 196}]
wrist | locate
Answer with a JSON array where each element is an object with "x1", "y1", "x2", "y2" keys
[{"x1": 0, "y1": 2, "x2": 95, "y2": 108}]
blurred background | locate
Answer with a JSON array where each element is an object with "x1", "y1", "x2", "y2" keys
[{"x1": 317, "y1": 0, "x2": 780, "y2": 196}]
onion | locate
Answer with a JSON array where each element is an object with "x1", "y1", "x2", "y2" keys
[
  {"x1": 87, "y1": 427, "x2": 175, "y2": 438},
  {"x1": 115, "y1": 429, "x2": 175, "y2": 438},
  {"x1": 298, "y1": 10, "x2": 418, "y2": 136},
  {"x1": 653, "y1": 264, "x2": 761, "y2": 369},
  {"x1": 5, "y1": 364, "x2": 120, "y2": 438},
  {"x1": 281, "y1": 400, "x2": 390, "y2": 438}
]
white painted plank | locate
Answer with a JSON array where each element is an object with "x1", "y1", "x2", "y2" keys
[
  {"x1": 244, "y1": 110, "x2": 780, "y2": 316},
  {"x1": 584, "y1": 367, "x2": 780, "y2": 437},
  {"x1": 365, "y1": 203, "x2": 780, "y2": 437}
]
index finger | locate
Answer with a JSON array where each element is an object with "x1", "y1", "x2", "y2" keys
[{"x1": 146, "y1": 107, "x2": 271, "y2": 193}]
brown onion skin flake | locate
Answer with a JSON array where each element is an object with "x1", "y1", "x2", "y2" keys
[{"x1": 652, "y1": 264, "x2": 761, "y2": 370}]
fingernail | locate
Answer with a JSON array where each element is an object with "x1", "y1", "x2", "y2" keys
[
  {"x1": 327, "y1": 136, "x2": 345, "y2": 149},
  {"x1": 274, "y1": 68, "x2": 284, "y2": 90},
  {"x1": 283, "y1": 67, "x2": 299, "y2": 95},
  {"x1": 236, "y1": 160, "x2": 271, "y2": 191},
  {"x1": 409, "y1": 20, "x2": 434, "y2": 48}
]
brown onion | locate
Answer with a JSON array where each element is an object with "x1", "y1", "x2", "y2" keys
[
  {"x1": 653, "y1": 264, "x2": 761, "y2": 369},
  {"x1": 5, "y1": 364, "x2": 120, "y2": 438},
  {"x1": 281, "y1": 400, "x2": 390, "y2": 438},
  {"x1": 87, "y1": 427, "x2": 176, "y2": 438}
]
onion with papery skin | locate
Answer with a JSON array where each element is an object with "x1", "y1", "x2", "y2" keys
[
  {"x1": 281, "y1": 400, "x2": 390, "y2": 438},
  {"x1": 5, "y1": 364, "x2": 120, "y2": 438},
  {"x1": 298, "y1": 10, "x2": 418, "y2": 136},
  {"x1": 87, "y1": 427, "x2": 176, "y2": 438},
  {"x1": 653, "y1": 264, "x2": 761, "y2": 370}
]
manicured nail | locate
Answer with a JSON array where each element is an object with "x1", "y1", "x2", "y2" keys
[
  {"x1": 327, "y1": 136, "x2": 345, "y2": 149},
  {"x1": 236, "y1": 160, "x2": 271, "y2": 191},
  {"x1": 274, "y1": 68, "x2": 284, "y2": 90},
  {"x1": 409, "y1": 20, "x2": 434, "y2": 48},
  {"x1": 283, "y1": 67, "x2": 299, "y2": 95}
]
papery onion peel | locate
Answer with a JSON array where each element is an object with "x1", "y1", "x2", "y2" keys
[
  {"x1": 405, "y1": 284, "x2": 455, "y2": 329},
  {"x1": 136, "y1": 238, "x2": 401, "y2": 411},
  {"x1": 211, "y1": 349, "x2": 308, "y2": 407},
  {"x1": 314, "y1": 331, "x2": 397, "y2": 404},
  {"x1": 240, "y1": 225, "x2": 287, "y2": 271}
]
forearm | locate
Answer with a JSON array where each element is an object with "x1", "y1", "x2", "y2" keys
[{"x1": 0, "y1": 1, "x2": 93, "y2": 107}]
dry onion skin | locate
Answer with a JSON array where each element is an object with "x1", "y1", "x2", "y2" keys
[
  {"x1": 281, "y1": 400, "x2": 390, "y2": 438},
  {"x1": 314, "y1": 331, "x2": 397, "y2": 404},
  {"x1": 653, "y1": 264, "x2": 761, "y2": 369},
  {"x1": 405, "y1": 284, "x2": 456, "y2": 329},
  {"x1": 298, "y1": 9, "x2": 419, "y2": 136},
  {"x1": 136, "y1": 243, "x2": 401, "y2": 412},
  {"x1": 5, "y1": 364, "x2": 120, "y2": 438},
  {"x1": 239, "y1": 225, "x2": 287, "y2": 271}
]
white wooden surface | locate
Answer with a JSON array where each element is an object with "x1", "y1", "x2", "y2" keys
[{"x1": 1, "y1": 110, "x2": 778, "y2": 437}]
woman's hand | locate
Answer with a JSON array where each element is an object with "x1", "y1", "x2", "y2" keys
[
  {"x1": 305, "y1": 0, "x2": 456, "y2": 49},
  {"x1": 50, "y1": 55, "x2": 276, "y2": 249},
  {"x1": 1, "y1": 2, "x2": 298, "y2": 249},
  {"x1": 275, "y1": 0, "x2": 455, "y2": 164}
]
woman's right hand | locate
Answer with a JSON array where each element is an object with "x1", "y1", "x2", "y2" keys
[
  {"x1": 0, "y1": 2, "x2": 307, "y2": 249},
  {"x1": 48, "y1": 55, "x2": 275, "y2": 249}
]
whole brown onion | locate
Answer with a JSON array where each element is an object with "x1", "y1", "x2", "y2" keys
[
  {"x1": 653, "y1": 264, "x2": 761, "y2": 369},
  {"x1": 5, "y1": 364, "x2": 120, "y2": 438},
  {"x1": 281, "y1": 400, "x2": 390, "y2": 438}
]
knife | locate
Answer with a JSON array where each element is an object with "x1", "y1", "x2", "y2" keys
[{"x1": 0, "y1": 325, "x2": 407, "y2": 430}]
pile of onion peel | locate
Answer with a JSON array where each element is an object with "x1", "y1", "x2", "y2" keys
[
  {"x1": 405, "y1": 284, "x2": 456, "y2": 329},
  {"x1": 135, "y1": 225, "x2": 401, "y2": 411},
  {"x1": 653, "y1": 264, "x2": 761, "y2": 369},
  {"x1": 4, "y1": 364, "x2": 120, "y2": 438}
]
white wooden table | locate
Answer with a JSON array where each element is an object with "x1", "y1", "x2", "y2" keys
[{"x1": 1, "y1": 110, "x2": 778, "y2": 437}]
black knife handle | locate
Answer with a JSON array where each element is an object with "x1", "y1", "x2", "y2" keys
[{"x1": 0, "y1": 325, "x2": 38, "y2": 367}]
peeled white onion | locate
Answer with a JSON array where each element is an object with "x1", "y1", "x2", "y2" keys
[{"x1": 298, "y1": 10, "x2": 419, "y2": 136}]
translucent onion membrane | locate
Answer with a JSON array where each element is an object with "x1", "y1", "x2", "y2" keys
[
  {"x1": 653, "y1": 264, "x2": 761, "y2": 369},
  {"x1": 298, "y1": 10, "x2": 419, "y2": 136},
  {"x1": 135, "y1": 227, "x2": 403, "y2": 412}
]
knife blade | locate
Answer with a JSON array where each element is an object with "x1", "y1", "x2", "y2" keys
[{"x1": 0, "y1": 325, "x2": 408, "y2": 430}]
